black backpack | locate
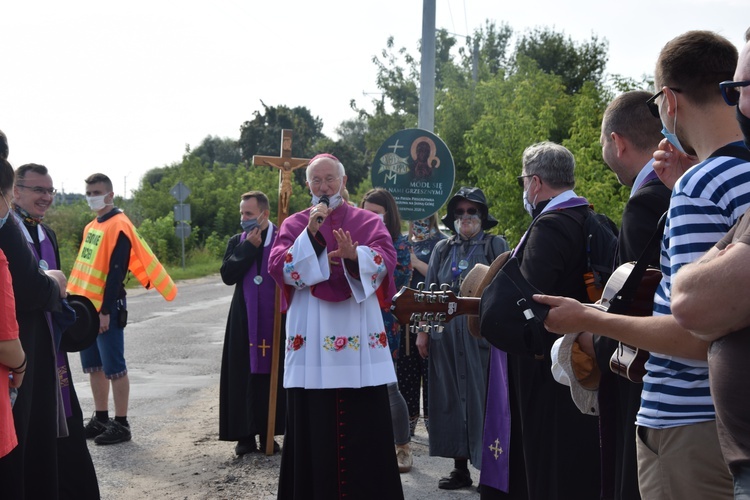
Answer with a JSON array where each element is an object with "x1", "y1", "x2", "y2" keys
[{"x1": 555, "y1": 208, "x2": 619, "y2": 302}]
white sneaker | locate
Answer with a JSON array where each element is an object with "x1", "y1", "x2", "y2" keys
[{"x1": 396, "y1": 444, "x2": 413, "y2": 473}]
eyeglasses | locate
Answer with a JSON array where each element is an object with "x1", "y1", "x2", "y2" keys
[
  {"x1": 517, "y1": 175, "x2": 533, "y2": 188},
  {"x1": 309, "y1": 176, "x2": 340, "y2": 188},
  {"x1": 646, "y1": 87, "x2": 682, "y2": 118},
  {"x1": 16, "y1": 184, "x2": 57, "y2": 195},
  {"x1": 719, "y1": 80, "x2": 750, "y2": 106},
  {"x1": 454, "y1": 207, "x2": 479, "y2": 216}
]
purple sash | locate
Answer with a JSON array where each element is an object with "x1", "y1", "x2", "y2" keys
[
  {"x1": 27, "y1": 225, "x2": 73, "y2": 418},
  {"x1": 241, "y1": 228, "x2": 277, "y2": 374},
  {"x1": 480, "y1": 195, "x2": 589, "y2": 492},
  {"x1": 635, "y1": 169, "x2": 659, "y2": 191}
]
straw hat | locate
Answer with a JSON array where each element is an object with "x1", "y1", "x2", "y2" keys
[
  {"x1": 460, "y1": 251, "x2": 511, "y2": 338},
  {"x1": 550, "y1": 334, "x2": 600, "y2": 415}
]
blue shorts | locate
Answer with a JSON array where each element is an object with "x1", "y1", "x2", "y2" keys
[{"x1": 80, "y1": 302, "x2": 127, "y2": 379}]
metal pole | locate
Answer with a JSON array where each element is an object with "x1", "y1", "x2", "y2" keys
[{"x1": 418, "y1": 0, "x2": 436, "y2": 132}]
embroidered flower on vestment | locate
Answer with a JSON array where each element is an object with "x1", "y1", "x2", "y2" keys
[
  {"x1": 322, "y1": 335, "x2": 361, "y2": 352},
  {"x1": 287, "y1": 334, "x2": 306, "y2": 352},
  {"x1": 368, "y1": 331, "x2": 389, "y2": 349},
  {"x1": 368, "y1": 249, "x2": 386, "y2": 288},
  {"x1": 283, "y1": 251, "x2": 305, "y2": 287}
]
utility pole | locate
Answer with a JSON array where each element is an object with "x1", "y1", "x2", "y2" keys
[{"x1": 418, "y1": 0, "x2": 436, "y2": 132}]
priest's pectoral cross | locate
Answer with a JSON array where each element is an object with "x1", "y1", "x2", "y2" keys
[
  {"x1": 251, "y1": 129, "x2": 310, "y2": 218},
  {"x1": 489, "y1": 438, "x2": 503, "y2": 459}
]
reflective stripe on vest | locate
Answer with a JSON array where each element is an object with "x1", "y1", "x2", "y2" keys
[{"x1": 67, "y1": 213, "x2": 176, "y2": 310}]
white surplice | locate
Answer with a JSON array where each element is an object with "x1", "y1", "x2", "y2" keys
[{"x1": 281, "y1": 230, "x2": 397, "y2": 389}]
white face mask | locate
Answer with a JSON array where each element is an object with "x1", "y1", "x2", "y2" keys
[
  {"x1": 523, "y1": 189, "x2": 537, "y2": 216},
  {"x1": 376, "y1": 213, "x2": 385, "y2": 224},
  {"x1": 454, "y1": 213, "x2": 481, "y2": 238},
  {"x1": 311, "y1": 183, "x2": 343, "y2": 210},
  {"x1": 86, "y1": 194, "x2": 108, "y2": 211}
]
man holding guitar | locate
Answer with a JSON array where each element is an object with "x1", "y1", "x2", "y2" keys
[
  {"x1": 536, "y1": 31, "x2": 750, "y2": 499},
  {"x1": 591, "y1": 91, "x2": 670, "y2": 500}
]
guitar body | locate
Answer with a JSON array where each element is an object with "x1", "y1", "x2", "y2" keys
[{"x1": 600, "y1": 263, "x2": 662, "y2": 384}]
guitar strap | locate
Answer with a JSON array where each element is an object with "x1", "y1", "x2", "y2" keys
[{"x1": 606, "y1": 212, "x2": 667, "y2": 315}]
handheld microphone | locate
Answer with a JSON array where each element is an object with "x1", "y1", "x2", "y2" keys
[{"x1": 317, "y1": 195, "x2": 330, "y2": 223}]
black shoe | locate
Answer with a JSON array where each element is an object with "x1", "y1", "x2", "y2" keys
[
  {"x1": 438, "y1": 468, "x2": 473, "y2": 490},
  {"x1": 84, "y1": 414, "x2": 109, "y2": 439},
  {"x1": 235, "y1": 437, "x2": 257, "y2": 456},
  {"x1": 94, "y1": 420, "x2": 132, "y2": 445}
]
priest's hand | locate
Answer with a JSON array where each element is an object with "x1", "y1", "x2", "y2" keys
[
  {"x1": 45, "y1": 269, "x2": 68, "y2": 298},
  {"x1": 307, "y1": 202, "x2": 331, "y2": 235},
  {"x1": 329, "y1": 229, "x2": 358, "y2": 261},
  {"x1": 246, "y1": 227, "x2": 262, "y2": 248}
]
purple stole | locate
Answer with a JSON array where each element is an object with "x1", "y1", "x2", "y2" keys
[
  {"x1": 635, "y1": 169, "x2": 659, "y2": 191},
  {"x1": 241, "y1": 227, "x2": 277, "y2": 374},
  {"x1": 27, "y1": 225, "x2": 73, "y2": 419},
  {"x1": 480, "y1": 196, "x2": 589, "y2": 492}
]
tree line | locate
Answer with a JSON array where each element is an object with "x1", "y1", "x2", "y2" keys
[{"x1": 44, "y1": 21, "x2": 650, "y2": 273}]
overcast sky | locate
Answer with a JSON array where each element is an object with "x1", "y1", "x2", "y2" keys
[{"x1": 2, "y1": 0, "x2": 747, "y2": 196}]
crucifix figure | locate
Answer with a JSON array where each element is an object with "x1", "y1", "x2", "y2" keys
[
  {"x1": 251, "y1": 129, "x2": 310, "y2": 455},
  {"x1": 252, "y1": 130, "x2": 309, "y2": 217}
]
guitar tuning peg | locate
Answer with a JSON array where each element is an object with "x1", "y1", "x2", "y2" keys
[
  {"x1": 427, "y1": 294, "x2": 437, "y2": 304},
  {"x1": 410, "y1": 313, "x2": 422, "y2": 322},
  {"x1": 429, "y1": 283, "x2": 437, "y2": 292},
  {"x1": 423, "y1": 312, "x2": 435, "y2": 321},
  {"x1": 438, "y1": 293, "x2": 448, "y2": 304},
  {"x1": 434, "y1": 324, "x2": 444, "y2": 334},
  {"x1": 414, "y1": 292, "x2": 424, "y2": 303},
  {"x1": 436, "y1": 313, "x2": 446, "y2": 322},
  {"x1": 440, "y1": 283, "x2": 450, "y2": 292},
  {"x1": 417, "y1": 282, "x2": 425, "y2": 291},
  {"x1": 410, "y1": 324, "x2": 418, "y2": 334}
]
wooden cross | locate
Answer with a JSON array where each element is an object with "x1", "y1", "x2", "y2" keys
[
  {"x1": 252, "y1": 129, "x2": 310, "y2": 218},
  {"x1": 257, "y1": 339, "x2": 271, "y2": 357},
  {"x1": 489, "y1": 438, "x2": 504, "y2": 459},
  {"x1": 251, "y1": 129, "x2": 310, "y2": 455}
]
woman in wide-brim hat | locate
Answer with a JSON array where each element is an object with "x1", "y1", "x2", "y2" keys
[{"x1": 416, "y1": 186, "x2": 507, "y2": 490}]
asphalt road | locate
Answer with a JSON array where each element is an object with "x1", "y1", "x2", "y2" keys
[{"x1": 68, "y1": 274, "x2": 482, "y2": 499}]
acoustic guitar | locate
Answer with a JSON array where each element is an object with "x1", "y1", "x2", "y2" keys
[
  {"x1": 390, "y1": 283, "x2": 478, "y2": 334},
  {"x1": 587, "y1": 262, "x2": 662, "y2": 384}
]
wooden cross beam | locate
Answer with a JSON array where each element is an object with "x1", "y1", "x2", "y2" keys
[
  {"x1": 252, "y1": 129, "x2": 310, "y2": 218},
  {"x1": 251, "y1": 129, "x2": 310, "y2": 456}
]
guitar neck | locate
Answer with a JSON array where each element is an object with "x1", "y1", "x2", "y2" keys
[{"x1": 391, "y1": 286, "x2": 480, "y2": 325}]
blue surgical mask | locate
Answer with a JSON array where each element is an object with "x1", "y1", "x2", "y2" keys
[
  {"x1": 660, "y1": 89, "x2": 687, "y2": 154},
  {"x1": 241, "y1": 218, "x2": 260, "y2": 233}
]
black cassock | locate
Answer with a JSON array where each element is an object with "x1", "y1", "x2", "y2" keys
[{"x1": 218, "y1": 230, "x2": 285, "y2": 443}]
